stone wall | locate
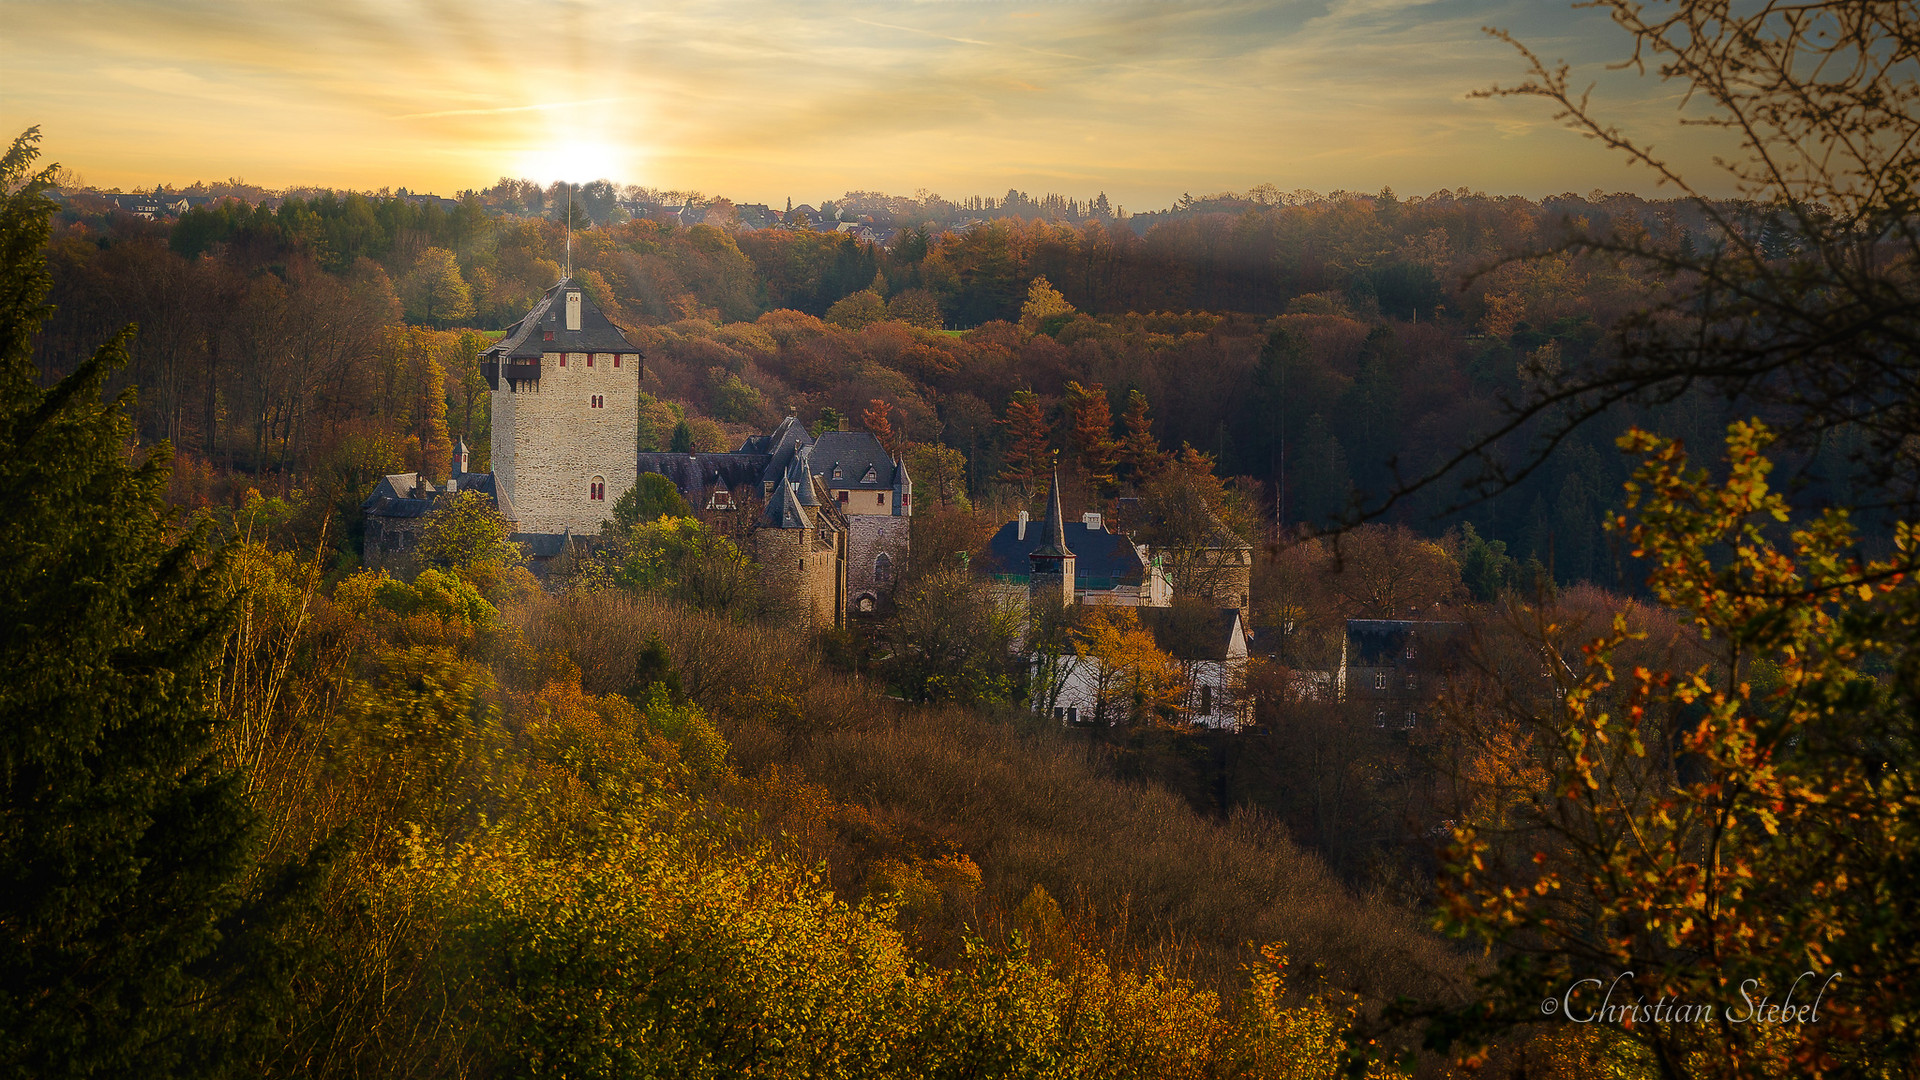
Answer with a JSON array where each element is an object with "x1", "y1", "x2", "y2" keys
[
  {"x1": 755, "y1": 524, "x2": 844, "y2": 630},
  {"x1": 1188, "y1": 547, "x2": 1253, "y2": 625},
  {"x1": 845, "y1": 515, "x2": 909, "y2": 614},
  {"x1": 492, "y1": 349, "x2": 639, "y2": 534}
]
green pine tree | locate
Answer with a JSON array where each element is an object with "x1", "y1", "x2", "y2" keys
[{"x1": 0, "y1": 127, "x2": 285, "y2": 1077}]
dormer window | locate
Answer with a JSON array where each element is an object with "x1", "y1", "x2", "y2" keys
[
  {"x1": 543, "y1": 330, "x2": 555, "y2": 341},
  {"x1": 831, "y1": 465, "x2": 843, "y2": 480},
  {"x1": 861, "y1": 465, "x2": 878, "y2": 483}
]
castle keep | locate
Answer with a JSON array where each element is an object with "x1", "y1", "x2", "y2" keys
[{"x1": 481, "y1": 279, "x2": 644, "y2": 535}]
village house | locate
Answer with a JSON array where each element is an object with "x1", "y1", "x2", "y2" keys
[
  {"x1": 1336, "y1": 618, "x2": 1464, "y2": 728},
  {"x1": 1016, "y1": 471, "x2": 1252, "y2": 730}
]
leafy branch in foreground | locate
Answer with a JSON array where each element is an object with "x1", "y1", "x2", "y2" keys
[{"x1": 1420, "y1": 419, "x2": 1919, "y2": 1077}]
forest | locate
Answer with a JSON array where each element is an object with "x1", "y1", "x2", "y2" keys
[
  {"x1": 42, "y1": 166, "x2": 1857, "y2": 599},
  {"x1": 8, "y1": 3, "x2": 1920, "y2": 1077}
]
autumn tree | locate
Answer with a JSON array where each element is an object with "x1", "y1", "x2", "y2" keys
[
  {"x1": 998, "y1": 390, "x2": 1053, "y2": 495},
  {"x1": 1407, "y1": 0, "x2": 1920, "y2": 523},
  {"x1": 1132, "y1": 447, "x2": 1256, "y2": 609},
  {"x1": 1019, "y1": 274, "x2": 1075, "y2": 334},
  {"x1": 906, "y1": 442, "x2": 969, "y2": 510},
  {"x1": 882, "y1": 567, "x2": 1020, "y2": 706},
  {"x1": 825, "y1": 289, "x2": 886, "y2": 331},
  {"x1": 1073, "y1": 607, "x2": 1186, "y2": 726},
  {"x1": 400, "y1": 247, "x2": 475, "y2": 327},
  {"x1": 862, "y1": 398, "x2": 900, "y2": 457},
  {"x1": 1117, "y1": 389, "x2": 1166, "y2": 482},
  {"x1": 1063, "y1": 380, "x2": 1118, "y2": 490},
  {"x1": 886, "y1": 288, "x2": 943, "y2": 329},
  {"x1": 613, "y1": 472, "x2": 693, "y2": 531},
  {"x1": 1325, "y1": 523, "x2": 1463, "y2": 618},
  {"x1": 1422, "y1": 421, "x2": 1920, "y2": 1076}
]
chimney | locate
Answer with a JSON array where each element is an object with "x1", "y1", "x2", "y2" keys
[
  {"x1": 1017, "y1": 510, "x2": 1029, "y2": 540},
  {"x1": 1081, "y1": 511, "x2": 1102, "y2": 531}
]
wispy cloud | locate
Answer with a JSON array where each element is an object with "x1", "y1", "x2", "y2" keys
[
  {"x1": 0, "y1": 0, "x2": 1742, "y2": 202},
  {"x1": 393, "y1": 98, "x2": 632, "y2": 121}
]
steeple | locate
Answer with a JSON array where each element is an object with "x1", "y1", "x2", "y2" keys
[
  {"x1": 1027, "y1": 468, "x2": 1076, "y2": 607},
  {"x1": 452, "y1": 438, "x2": 469, "y2": 477}
]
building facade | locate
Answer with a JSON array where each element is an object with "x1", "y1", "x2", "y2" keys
[
  {"x1": 637, "y1": 418, "x2": 912, "y2": 617},
  {"x1": 481, "y1": 279, "x2": 643, "y2": 536}
]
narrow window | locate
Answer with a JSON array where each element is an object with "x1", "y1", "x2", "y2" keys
[
  {"x1": 875, "y1": 552, "x2": 892, "y2": 582},
  {"x1": 1375, "y1": 710, "x2": 1387, "y2": 727},
  {"x1": 877, "y1": 493, "x2": 885, "y2": 506},
  {"x1": 1068, "y1": 706, "x2": 1079, "y2": 724},
  {"x1": 1405, "y1": 645, "x2": 1415, "y2": 659},
  {"x1": 559, "y1": 354, "x2": 568, "y2": 367},
  {"x1": 1054, "y1": 707, "x2": 1065, "y2": 721},
  {"x1": 1405, "y1": 710, "x2": 1418, "y2": 728},
  {"x1": 837, "y1": 491, "x2": 848, "y2": 503},
  {"x1": 612, "y1": 355, "x2": 622, "y2": 368},
  {"x1": 1374, "y1": 672, "x2": 1387, "y2": 690},
  {"x1": 1406, "y1": 674, "x2": 1417, "y2": 690},
  {"x1": 1200, "y1": 683, "x2": 1213, "y2": 715},
  {"x1": 590, "y1": 476, "x2": 606, "y2": 501}
]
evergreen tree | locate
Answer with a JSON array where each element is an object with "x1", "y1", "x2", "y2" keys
[
  {"x1": 669, "y1": 419, "x2": 695, "y2": 453},
  {"x1": 0, "y1": 128, "x2": 280, "y2": 1076},
  {"x1": 1117, "y1": 389, "x2": 1166, "y2": 482},
  {"x1": 998, "y1": 390, "x2": 1052, "y2": 496},
  {"x1": 1064, "y1": 381, "x2": 1118, "y2": 490}
]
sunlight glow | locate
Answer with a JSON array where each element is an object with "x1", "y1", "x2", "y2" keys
[{"x1": 513, "y1": 136, "x2": 642, "y2": 187}]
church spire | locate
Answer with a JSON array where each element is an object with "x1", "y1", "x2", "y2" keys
[
  {"x1": 1031, "y1": 467, "x2": 1072, "y2": 558},
  {"x1": 1027, "y1": 467, "x2": 1076, "y2": 607}
]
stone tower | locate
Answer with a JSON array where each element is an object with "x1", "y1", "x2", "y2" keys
[
  {"x1": 1027, "y1": 469, "x2": 1076, "y2": 608},
  {"x1": 479, "y1": 278, "x2": 643, "y2": 535}
]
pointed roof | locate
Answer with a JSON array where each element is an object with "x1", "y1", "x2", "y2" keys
[
  {"x1": 788, "y1": 444, "x2": 819, "y2": 507},
  {"x1": 760, "y1": 478, "x2": 812, "y2": 529},
  {"x1": 481, "y1": 277, "x2": 640, "y2": 361},
  {"x1": 1029, "y1": 470, "x2": 1073, "y2": 559}
]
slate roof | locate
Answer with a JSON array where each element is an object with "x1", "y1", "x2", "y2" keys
[
  {"x1": 761, "y1": 479, "x2": 812, "y2": 529},
  {"x1": 1139, "y1": 606, "x2": 1244, "y2": 661},
  {"x1": 482, "y1": 277, "x2": 641, "y2": 362},
  {"x1": 361, "y1": 471, "x2": 514, "y2": 521},
  {"x1": 635, "y1": 452, "x2": 771, "y2": 501},
  {"x1": 1344, "y1": 619, "x2": 1462, "y2": 665},
  {"x1": 642, "y1": 418, "x2": 902, "y2": 502},
  {"x1": 514, "y1": 532, "x2": 574, "y2": 558},
  {"x1": 987, "y1": 521, "x2": 1150, "y2": 589},
  {"x1": 810, "y1": 430, "x2": 897, "y2": 490}
]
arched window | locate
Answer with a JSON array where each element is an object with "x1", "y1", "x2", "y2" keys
[
  {"x1": 589, "y1": 476, "x2": 605, "y2": 501},
  {"x1": 874, "y1": 552, "x2": 892, "y2": 582}
]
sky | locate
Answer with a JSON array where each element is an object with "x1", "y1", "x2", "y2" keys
[{"x1": 1, "y1": 0, "x2": 1738, "y2": 209}]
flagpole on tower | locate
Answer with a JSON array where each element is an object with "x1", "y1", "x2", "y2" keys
[{"x1": 565, "y1": 182, "x2": 573, "y2": 281}]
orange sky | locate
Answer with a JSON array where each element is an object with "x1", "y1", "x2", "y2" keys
[{"x1": 2, "y1": 0, "x2": 1738, "y2": 207}]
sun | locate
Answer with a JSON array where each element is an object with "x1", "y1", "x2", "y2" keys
[{"x1": 513, "y1": 135, "x2": 641, "y2": 186}]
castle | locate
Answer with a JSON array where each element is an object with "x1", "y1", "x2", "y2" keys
[
  {"x1": 364, "y1": 279, "x2": 911, "y2": 625},
  {"x1": 636, "y1": 416, "x2": 913, "y2": 624}
]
